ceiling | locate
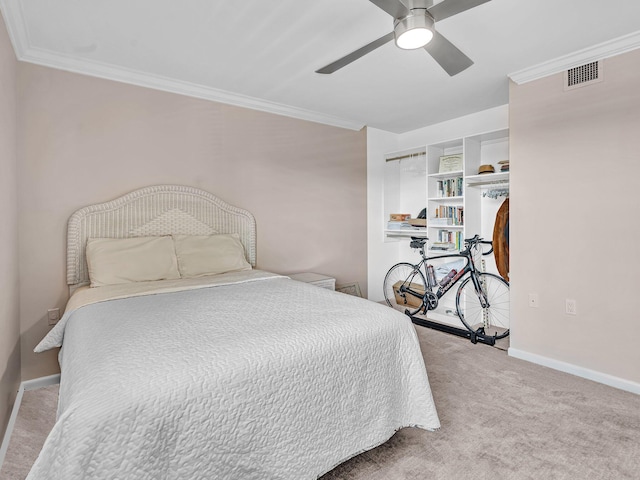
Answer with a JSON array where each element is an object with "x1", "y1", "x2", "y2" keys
[{"x1": 2, "y1": 0, "x2": 640, "y2": 133}]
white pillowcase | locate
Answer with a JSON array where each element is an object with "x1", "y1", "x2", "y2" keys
[
  {"x1": 86, "y1": 236, "x2": 180, "y2": 287},
  {"x1": 173, "y1": 233, "x2": 252, "y2": 278}
]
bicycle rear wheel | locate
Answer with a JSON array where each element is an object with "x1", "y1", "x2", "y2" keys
[
  {"x1": 455, "y1": 273, "x2": 510, "y2": 339},
  {"x1": 383, "y1": 263, "x2": 427, "y2": 316}
]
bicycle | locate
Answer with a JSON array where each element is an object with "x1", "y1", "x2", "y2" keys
[{"x1": 383, "y1": 235, "x2": 509, "y2": 344}]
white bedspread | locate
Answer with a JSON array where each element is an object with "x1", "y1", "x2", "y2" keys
[{"x1": 29, "y1": 272, "x2": 440, "y2": 479}]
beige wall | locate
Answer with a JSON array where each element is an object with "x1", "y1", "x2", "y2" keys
[
  {"x1": 0, "y1": 12, "x2": 20, "y2": 440},
  {"x1": 510, "y1": 49, "x2": 640, "y2": 386},
  {"x1": 17, "y1": 64, "x2": 367, "y2": 380}
]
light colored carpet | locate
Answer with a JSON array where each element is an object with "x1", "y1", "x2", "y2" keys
[
  {"x1": 1, "y1": 385, "x2": 57, "y2": 480},
  {"x1": 2, "y1": 326, "x2": 639, "y2": 479},
  {"x1": 322, "y1": 327, "x2": 640, "y2": 479}
]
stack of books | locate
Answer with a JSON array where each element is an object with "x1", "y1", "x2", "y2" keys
[
  {"x1": 431, "y1": 241, "x2": 456, "y2": 251},
  {"x1": 387, "y1": 213, "x2": 425, "y2": 230},
  {"x1": 387, "y1": 221, "x2": 410, "y2": 230},
  {"x1": 387, "y1": 221, "x2": 424, "y2": 230}
]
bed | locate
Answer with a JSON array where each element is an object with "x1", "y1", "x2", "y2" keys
[{"x1": 29, "y1": 185, "x2": 440, "y2": 479}]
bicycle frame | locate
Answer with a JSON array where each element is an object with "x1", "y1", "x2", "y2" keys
[
  {"x1": 396, "y1": 237, "x2": 499, "y2": 345},
  {"x1": 399, "y1": 246, "x2": 483, "y2": 307}
]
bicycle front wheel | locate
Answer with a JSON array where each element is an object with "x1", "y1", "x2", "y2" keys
[
  {"x1": 383, "y1": 262, "x2": 427, "y2": 316},
  {"x1": 456, "y1": 273, "x2": 510, "y2": 339}
]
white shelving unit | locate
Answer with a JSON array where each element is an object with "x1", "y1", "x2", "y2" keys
[
  {"x1": 426, "y1": 140, "x2": 464, "y2": 252},
  {"x1": 383, "y1": 128, "x2": 509, "y2": 261},
  {"x1": 369, "y1": 106, "x2": 510, "y2": 306},
  {"x1": 465, "y1": 172, "x2": 509, "y2": 188},
  {"x1": 384, "y1": 229, "x2": 429, "y2": 238},
  {"x1": 383, "y1": 147, "x2": 428, "y2": 240}
]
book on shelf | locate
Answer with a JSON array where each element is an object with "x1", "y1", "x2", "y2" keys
[
  {"x1": 434, "y1": 230, "x2": 462, "y2": 250},
  {"x1": 431, "y1": 242, "x2": 456, "y2": 251},
  {"x1": 389, "y1": 213, "x2": 411, "y2": 221},
  {"x1": 436, "y1": 177, "x2": 463, "y2": 198},
  {"x1": 433, "y1": 205, "x2": 464, "y2": 225}
]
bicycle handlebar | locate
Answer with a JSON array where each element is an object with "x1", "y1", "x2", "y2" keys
[
  {"x1": 480, "y1": 241, "x2": 494, "y2": 255},
  {"x1": 463, "y1": 234, "x2": 481, "y2": 244},
  {"x1": 463, "y1": 235, "x2": 493, "y2": 255}
]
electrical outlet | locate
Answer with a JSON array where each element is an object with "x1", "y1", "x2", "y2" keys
[
  {"x1": 47, "y1": 308, "x2": 60, "y2": 325},
  {"x1": 528, "y1": 293, "x2": 539, "y2": 308},
  {"x1": 565, "y1": 299, "x2": 577, "y2": 315}
]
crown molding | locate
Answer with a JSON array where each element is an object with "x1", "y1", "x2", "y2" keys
[
  {"x1": 20, "y1": 48, "x2": 365, "y2": 131},
  {"x1": 0, "y1": 1, "x2": 363, "y2": 131},
  {"x1": 509, "y1": 30, "x2": 640, "y2": 85},
  {"x1": 0, "y1": 0, "x2": 28, "y2": 55}
]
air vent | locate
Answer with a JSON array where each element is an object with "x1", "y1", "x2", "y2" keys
[{"x1": 564, "y1": 61, "x2": 603, "y2": 90}]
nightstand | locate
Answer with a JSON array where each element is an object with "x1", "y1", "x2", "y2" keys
[{"x1": 289, "y1": 272, "x2": 336, "y2": 291}]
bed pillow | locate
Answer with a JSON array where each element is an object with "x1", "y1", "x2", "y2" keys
[
  {"x1": 173, "y1": 234, "x2": 252, "y2": 278},
  {"x1": 86, "y1": 236, "x2": 180, "y2": 287}
]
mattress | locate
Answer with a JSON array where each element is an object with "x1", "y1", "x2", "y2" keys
[{"x1": 30, "y1": 271, "x2": 440, "y2": 479}]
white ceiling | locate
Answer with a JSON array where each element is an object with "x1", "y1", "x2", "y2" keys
[{"x1": 2, "y1": 0, "x2": 640, "y2": 133}]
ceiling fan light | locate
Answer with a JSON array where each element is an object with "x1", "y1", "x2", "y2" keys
[
  {"x1": 394, "y1": 11, "x2": 434, "y2": 50},
  {"x1": 396, "y1": 28, "x2": 433, "y2": 50}
]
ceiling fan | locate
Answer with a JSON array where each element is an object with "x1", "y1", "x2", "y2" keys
[{"x1": 316, "y1": 0, "x2": 491, "y2": 76}]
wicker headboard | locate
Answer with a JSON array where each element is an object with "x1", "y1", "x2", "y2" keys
[{"x1": 67, "y1": 185, "x2": 256, "y2": 290}]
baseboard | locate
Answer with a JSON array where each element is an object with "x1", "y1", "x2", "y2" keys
[
  {"x1": 0, "y1": 374, "x2": 60, "y2": 470},
  {"x1": 0, "y1": 385, "x2": 24, "y2": 470},
  {"x1": 22, "y1": 374, "x2": 60, "y2": 392},
  {"x1": 508, "y1": 348, "x2": 640, "y2": 395}
]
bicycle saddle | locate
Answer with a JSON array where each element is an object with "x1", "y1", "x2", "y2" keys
[{"x1": 410, "y1": 237, "x2": 427, "y2": 249}]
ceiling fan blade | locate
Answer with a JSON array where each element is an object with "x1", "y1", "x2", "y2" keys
[
  {"x1": 316, "y1": 32, "x2": 395, "y2": 74},
  {"x1": 368, "y1": 0, "x2": 410, "y2": 19},
  {"x1": 427, "y1": 0, "x2": 491, "y2": 22},
  {"x1": 423, "y1": 30, "x2": 473, "y2": 76}
]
